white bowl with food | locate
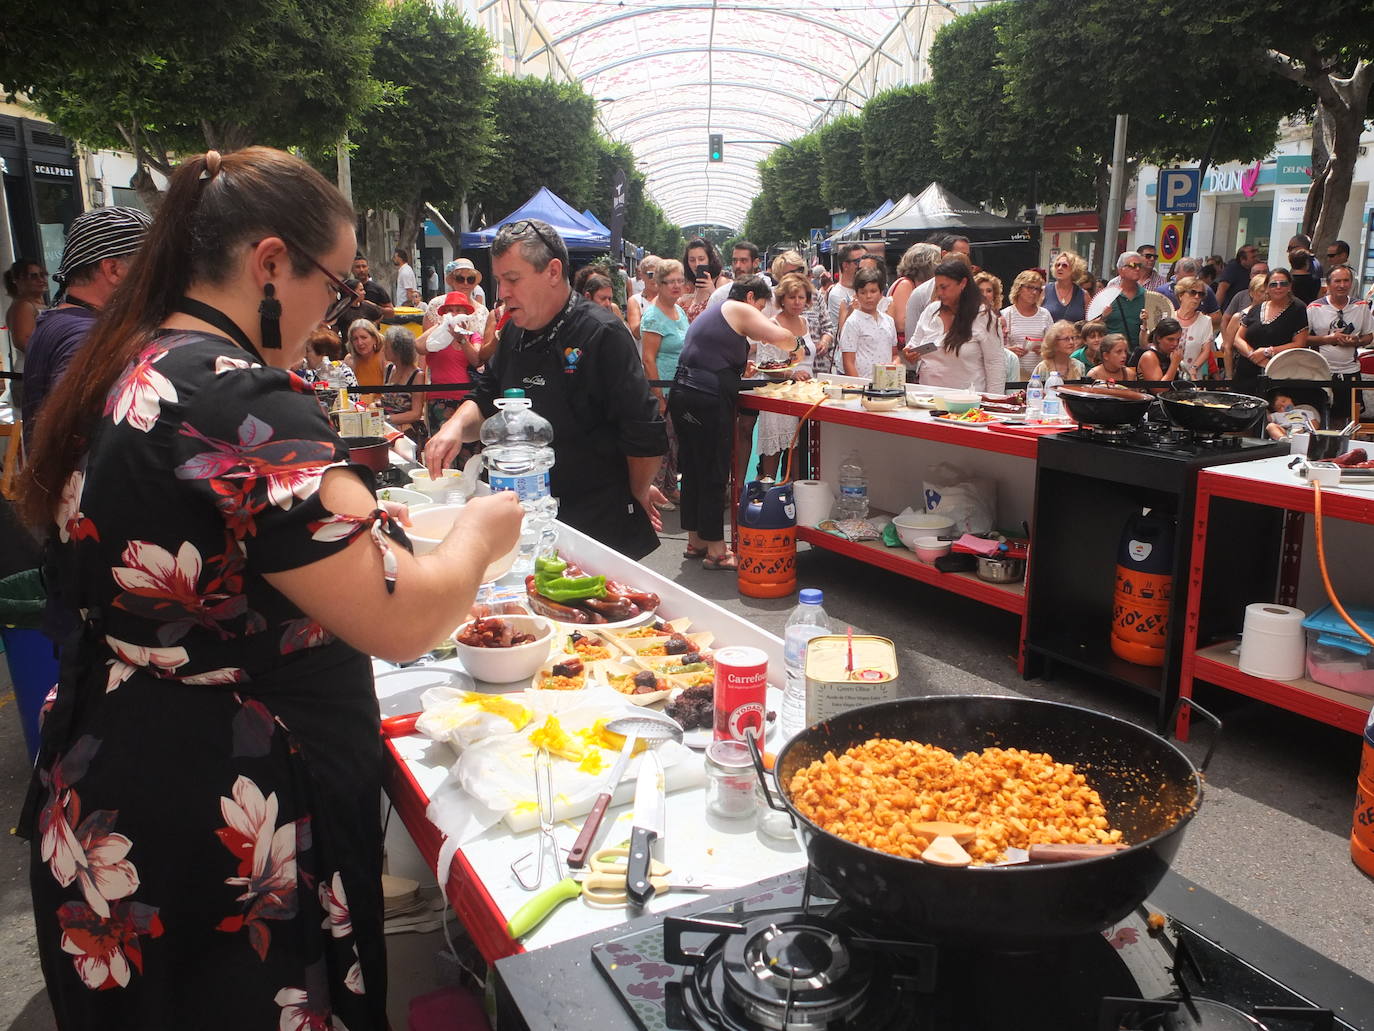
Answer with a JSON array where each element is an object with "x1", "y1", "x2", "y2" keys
[
  {"x1": 407, "y1": 504, "x2": 519, "y2": 582},
  {"x1": 407, "y1": 468, "x2": 464, "y2": 500},
  {"x1": 376, "y1": 486, "x2": 434, "y2": 513},
  {"x1": 892, "y1": 512, "x2": 956, "y2": 551},
  {"x1": 453, "y1": 615, "x2": 554, "y2": 683}
]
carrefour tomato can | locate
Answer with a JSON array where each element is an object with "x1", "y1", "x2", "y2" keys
[{"x1": 713, "y1": 645, "x2": 769, "y2": 742}]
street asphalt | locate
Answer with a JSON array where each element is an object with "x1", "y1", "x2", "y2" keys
[{"x1": 0, "y1": 509, "x2": 1369, "y2": 1029}]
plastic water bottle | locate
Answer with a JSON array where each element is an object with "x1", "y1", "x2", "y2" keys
[
  {"x1": 479, "y1": 389, "x2": 558, "y2": 573},
  {"x1": 836, "y1": 450, "x2": 868, "y2": 520},
  {"x1": 1043, "y1": 370, "x2": 1064, "y2": 422},
  {"x1": 781, "y1": 589, "x2": 832, "y2": 740},
  {"x1": 1026, "y1": 372, "x2": 1044, "y2": 425}
]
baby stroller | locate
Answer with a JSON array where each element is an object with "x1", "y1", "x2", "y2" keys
[{"x1": 1260, "y1": 349, "x2": 1333, "y2": 433}]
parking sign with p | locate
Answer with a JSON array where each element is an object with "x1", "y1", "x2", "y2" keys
[{"x1": 1157, "y1": 168, "x2": 1201, "y2": 214}]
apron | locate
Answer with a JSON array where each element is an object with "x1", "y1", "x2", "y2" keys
[{"x1": 497, "y1": 311, "x2": 660, "y2": 560}]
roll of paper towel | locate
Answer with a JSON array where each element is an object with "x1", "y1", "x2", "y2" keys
[
  {"x1": 793, "y1": 480, "x2": 835, "y2": 527},
  {"x1": 1238, "y1": 603, "x2": 1306, "y2": 681}
]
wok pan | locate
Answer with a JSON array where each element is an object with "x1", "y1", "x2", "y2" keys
[
  {"x1": 1057, "y1": 385, "x2": 1155, "y2": 427},
  {"x1": 753, "y1": 695, "x2": 1211, "y2": 944},
  {"x1": 1159, "y1": 389, "x2": 1267, "y2": 435}
]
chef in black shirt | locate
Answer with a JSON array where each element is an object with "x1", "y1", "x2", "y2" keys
[{"x1": 425, "y1": 219, "x2": 668, "y2": 559}]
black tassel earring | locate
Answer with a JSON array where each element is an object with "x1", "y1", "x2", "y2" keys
[{"x1": 259, "y1": 282, "x2": 282, "y2": 349}]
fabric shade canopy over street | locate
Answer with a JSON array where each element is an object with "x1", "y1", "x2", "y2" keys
[
  {"x1": 462, "y1": 186, "x2": 611, "y2": 249},
  {"x1": 483, "y1": 0, "x2": 949, "y2": 229}
]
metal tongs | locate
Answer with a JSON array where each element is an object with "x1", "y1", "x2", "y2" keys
[{"x1": 511, "y1": 747, "x2": 559, "y2": 891}]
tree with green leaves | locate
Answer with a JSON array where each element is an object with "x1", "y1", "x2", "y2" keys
[
  {"x1": 348, "y1": 0, "x2": 494, "y2": 278},
  {"x1": 859, "y1": 84, "x2": 947, "y2": 207},
  {"x1": 996, "y1": 0, "x2": 1302, "y2": 263},
  {"x1": 817, "y1": 115, "x2": 873, "y2": 215},
  {"x1": 0, "y1": 0, "x2": 381, "y2": 207},
  {"x1": 469, "y1": 77, "x2": 599, "y2": 224}
]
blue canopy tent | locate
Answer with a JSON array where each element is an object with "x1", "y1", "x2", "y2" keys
[
  {"x1": 819, "y1": 198, "x2": 896, "y2": 253},
  {"x1": 581, "y1": 209, "x2": 612, "y2": 235},
  {"x1": 460, "y1": 187, "x2": 610, "y2": 250}
]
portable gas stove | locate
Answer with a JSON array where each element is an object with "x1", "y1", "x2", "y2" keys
[
  {"x1": 1063, "y1": 421, "x2": 1268, "y2": 455},
  {"x1": 494, "y1": 866, "x2": 1372, "y2": 1030}
]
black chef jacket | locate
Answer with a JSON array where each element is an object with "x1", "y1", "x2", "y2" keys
[{"x1": 470, "y1": 292, "x2": 667, "y2": 560}]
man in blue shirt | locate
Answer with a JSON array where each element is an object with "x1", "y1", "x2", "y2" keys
[{"x1": 23, "y1": 206, "x2": 152, "y2": 448}]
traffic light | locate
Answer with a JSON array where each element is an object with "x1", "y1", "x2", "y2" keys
[{"x1": 709, "y1": 134, "x2": 723, "y2": 162}]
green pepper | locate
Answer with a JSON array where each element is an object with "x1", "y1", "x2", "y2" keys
[
  {"x1": 536, "y1": 574, "x2": 607, "y2": 603},
  {"x1": 534, "y1": 555, "x2": 567, "y2": 577}
]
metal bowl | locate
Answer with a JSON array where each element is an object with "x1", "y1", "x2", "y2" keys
[{"x1": 976, "y1": 555, "x2": 1025, "y2": 583}]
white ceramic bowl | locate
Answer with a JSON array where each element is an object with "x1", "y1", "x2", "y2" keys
[
  {"x1": 407, "y1": 468, "x2": 464, "y2": 499},
  {"x1": 453, "y1": 615, "x2": 554, "y2": 683},
  {"x1": 892, "y1": 513, "x2": 956, "y2": 551},
  {"x1": 376, "y1": 486, "x2": 434, "y2": 512},
  {"x1": 407, "y1": 504, "x2": 519, "y2": 582},
  {"x1": 913, "y1": 536, "x2": 952, "y2": 563}
]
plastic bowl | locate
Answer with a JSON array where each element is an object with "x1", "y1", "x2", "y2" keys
[
  {"x1": 375, "y1": 486, "x2": 435, "y2": 512},
  {"x1": 453, "y1": 615, "x2": 554, "y2": 683},
  {"x1": 407, "y1": 468, "x2": 463, "y2": 499},
  {"x1": 913, "y1": 536, "x2": 951, "y2": 563},
  {"x1": 941, "y1": 394, "x2": 982, "y2": 415},
  {"x1": 407, "y1": 504, "x2": 519, "y2": 582},
  {"x1": 892, "y1": 513, "x2": 956, "y2": 551}
]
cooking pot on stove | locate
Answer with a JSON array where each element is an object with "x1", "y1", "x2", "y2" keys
[
  {"x1": 751, "y1": 695, "x2": 1213, "y2": 944},
  {"x1": 1057, "y1": 385, "x2": 1155, "y2": 427},
  {"x1": 1159, "y1": 389, "x2": 1267, "y2": 435},
  {"x1": 343, "y1": 435, "x2": 392, "y2": 473},
  {"x1": 840, "y1": 384, "x2": 907, "y2": 412}
]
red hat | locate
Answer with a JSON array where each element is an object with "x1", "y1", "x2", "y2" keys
[{"x1": 439, "y1": 291, "x2": 475, "y2": 313}]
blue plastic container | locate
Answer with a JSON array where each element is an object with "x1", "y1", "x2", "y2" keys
[{"x1": 2, "y1": 627, "x2": 58, "y2": 762}]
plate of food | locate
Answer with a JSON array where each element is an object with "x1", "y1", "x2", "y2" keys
[
  {"x1": 755, "y1": 355, "x2": 805, "y2": 380},
  {"x1": 524, "y1": 553, "x2": 660, "y2": 628},
  {"x1": 929, "y1": 408, "x2": 1003, "y2": 424}
]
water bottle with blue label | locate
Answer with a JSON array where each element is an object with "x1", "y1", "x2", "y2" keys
[{"x1": 480, "y1": 389, "x2": 558, "y2": 572}]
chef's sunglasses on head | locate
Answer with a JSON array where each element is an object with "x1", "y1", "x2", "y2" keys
[
  {"x1": 502, "y1": 220, "x2": 566, "y2": 266},
  {"x1": 252, "y1": 236, "x2": 355, "y2": 323}
]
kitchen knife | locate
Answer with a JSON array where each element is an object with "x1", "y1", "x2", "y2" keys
[
  {"x1": 624, "y1": 750, "x2": 666, "y2": 908},
  {"x1": 567, "y1": 731, "x2": 638, "y2": 869}
]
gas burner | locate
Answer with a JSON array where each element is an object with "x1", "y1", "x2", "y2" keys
[
  {"x1": 662, "y1": 911, "x2": 918, "y2": 1031},
  {"x1": 374, "y1": 466, "x2": 411, "y2": 488},
  {"x1": 1079, "y1": 423, "x2": 1134, "y2": 442},
  {"x1": 1190, "y1": 432, "x2": 1245, "y2": 450}
]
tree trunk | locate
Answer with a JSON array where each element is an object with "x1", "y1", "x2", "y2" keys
[
  {"x1": 424, "y1": 203, "x2": 461, "y2": 251},
  {"x1": 395, "y1": 200, "x2": 425, "y2": 268},
  {"x1": 1091, "y1": 157, "x2": 1112, "y2": 275},
  {"x1": 1309, "y1": 61, "x2": 1373, "y2": 260},
  {"x1": 363, "y1": 209, "x2": 393, "y2": 291},
  {"x1": 1302, "y1": 102, "x2": 1331, "y2": 236}
]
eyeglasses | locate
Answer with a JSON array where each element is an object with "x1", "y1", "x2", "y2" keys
[
  {"x1": 1123, "y1": 262, "x2": 1145, "y2": 270},
  {"x1": 256, "y1": 237, "x2": 354, "y2": 323},
  {"x1": 455, "y1": 273, "x2": 479, "y2": 284},
  {"x1": 1139, "y1": 253, "x2": 1157, "y2": 260},
  {"x1": 1182, "y1": 289, "x2": 1205, "y2": 296},
  {"x1": 1268, "y1": 280, "x2": 1292, "y2": 288},
  {"x1": 500, "y1": 219, "x2": 565, "y2": 266}
]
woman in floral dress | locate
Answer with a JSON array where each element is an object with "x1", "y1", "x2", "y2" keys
[{"x1": 19, "y1": 148, "x2": 522, "y2": 1030}]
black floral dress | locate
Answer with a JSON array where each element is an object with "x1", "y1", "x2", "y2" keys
[{"x1": 28, "y1": 331, "x2": 406, "y2": 1030}]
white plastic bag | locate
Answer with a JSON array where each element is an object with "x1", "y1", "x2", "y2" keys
[{"x1": 923, "y1": 462, "x2": 997, "y2": 535}]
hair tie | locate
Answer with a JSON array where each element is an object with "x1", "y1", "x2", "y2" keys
[{"x1": 201, "y1": 150, "x2": 223, "y2": 181}]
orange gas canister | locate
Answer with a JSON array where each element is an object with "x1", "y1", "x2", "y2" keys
[
  {"x1": 1354, "y1": 712, "x2": 1374, "y2": 877},
  {"x1": 1110, "y1": 509, "x2": 1175, "y2": 667},
  {"x1": 736, "y1": 480, "x2": 797, "y2": 599}
]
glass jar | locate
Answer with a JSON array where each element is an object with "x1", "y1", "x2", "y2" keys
[
  {"x1": 755, "y1": 773, "x2": 796, "y2": 840},
  {"x1": 704, "y1": 740, "x2": 758, "y2": 820}
]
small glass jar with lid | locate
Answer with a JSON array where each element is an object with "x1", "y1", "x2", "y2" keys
[{"x1": 704, "y1": 740, "x2": 758, "y2": 820}]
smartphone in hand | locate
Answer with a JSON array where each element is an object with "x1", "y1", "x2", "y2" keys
[{"x1": 904, "y1": 340, "x2": 938, "y2": 358}]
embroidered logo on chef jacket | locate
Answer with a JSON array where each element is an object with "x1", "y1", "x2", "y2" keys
[
  {"x1": 523, "y1": 374, "x2": 546, "y2": 387},
  {"x1": 562, "y1": 346, "x2": 583, "y2": 374}
]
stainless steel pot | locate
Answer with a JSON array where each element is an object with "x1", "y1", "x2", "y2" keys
[{"x1": 976, "y1": 555, "x2": 1025, "y2": 583}]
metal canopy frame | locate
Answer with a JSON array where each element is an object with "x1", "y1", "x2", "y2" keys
[{"x1": 478, "y1": 0, "x2": 978, "y2": 227}]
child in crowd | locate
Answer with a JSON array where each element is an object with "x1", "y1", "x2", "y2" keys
[
  {"x1": 1087, "y1": 333, "x2": 1137, "y2": 383},
  {"x1": 1264, "y1": 393, "x2": 1321, "y2": 440},
  {"x1": 840, "y1": 267, "x2": 897, "y2": 380},
  {"x1": 1072, "y1": 320, "x2": 1107, "y2": 372}
]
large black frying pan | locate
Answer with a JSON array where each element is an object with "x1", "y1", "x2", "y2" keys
[
  {"x1": 756, "y1": 695, "x2": 1209, "y2": 944},
  {"x1": 1057, "y1": 385, "x2": 1155, "y2": 427},
  {"x1": 1159, "y1": 388, "x2": 1267, "y2": 434}
]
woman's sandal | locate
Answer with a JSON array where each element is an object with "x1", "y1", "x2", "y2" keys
[
  {"x1": 702, "y1": 552, "x2": 739, "y2": 571},
  {"x1": 683, "y1": 545, "x2": 708, "y2": 559}
]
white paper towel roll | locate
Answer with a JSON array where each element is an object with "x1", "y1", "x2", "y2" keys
[
  {"x1": 793, "y1": 480, "x2": 835, "y2": 528},
  {"x1": 1238, "y1": 602, "x2": 1306, "y2": 681}
]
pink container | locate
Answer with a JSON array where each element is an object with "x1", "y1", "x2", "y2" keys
[{"x1": 913, "y1": 536, "x2": 951, "y2": 564}]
